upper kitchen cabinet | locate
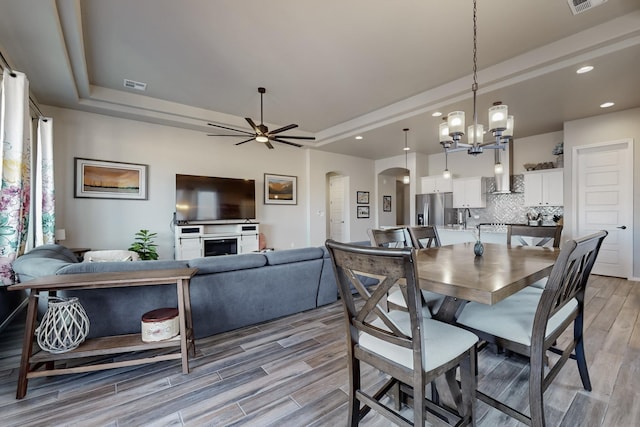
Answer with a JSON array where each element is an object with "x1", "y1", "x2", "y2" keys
[
  {"x1": 420, "y1": 175, "x2": 453, "y2": 194},
  {"x1": 523, "y1": 169, "x2": 564, "y2": 207},
  {"x1": 452, "y1": 177, "x2": 486, "y2": 208}
]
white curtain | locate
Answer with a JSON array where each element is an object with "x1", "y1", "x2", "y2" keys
[
  {"x1": 34, "y1": 117, "x2": 55, "y2": 246},
  {"x1": 0, "y1": 69, "x2": 32, "y2": 284}
]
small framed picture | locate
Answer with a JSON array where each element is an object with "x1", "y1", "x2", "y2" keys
[
  {"x1": 356, "y1": 191, "x2": 370, "y2": 204},
  {"x1": 264, "y1": 173, "x2": 297, "y2": 205},
  {"x1": 383, "y1": 195, "x2": 392, "y2": 212},
  {"x1": 357, "y1": 205, "x2": 370, "y2": 219},
  {"x1": 74, "y1": 158, "x2": 148, "y2": 200}
]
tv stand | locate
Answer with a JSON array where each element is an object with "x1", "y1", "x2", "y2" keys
[{"x1": 174, "y1": 223, "x2": 259, "y2": 260}]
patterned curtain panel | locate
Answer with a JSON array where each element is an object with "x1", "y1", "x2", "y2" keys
[
  {"x1": 34, "y1": 117, "x2": 55, "y2": 246},
  {"x1": 0, "y1": 69, "x2": 32, "y2": 285}
]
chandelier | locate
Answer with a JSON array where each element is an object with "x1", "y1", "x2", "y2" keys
[{"x1": 438, "y1": 0, "x2": 514, "y2": 178}]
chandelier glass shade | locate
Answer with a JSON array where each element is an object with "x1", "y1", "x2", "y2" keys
[{"x1": 438, "y1": 0, "x2": 515, "y2": 176}]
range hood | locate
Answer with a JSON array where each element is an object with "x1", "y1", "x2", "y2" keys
[{"x1": 492, "y1": 141, "x2": 514, "y2": 194}]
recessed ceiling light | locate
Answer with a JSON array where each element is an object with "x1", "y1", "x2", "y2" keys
[
  {"x1": 432, "y1": 112, "x2": 443, "y2": 117},
  {"x1": 403, "y1": 147, "x2": 410, "y2": 151},
  {"x1": 576, "y1": 66, "x2": 594, "y2": 74},
  {"x1": 600, "y1": 102, "x2": 615, "y2": 108},
  {"x1": 355, "y1": 136, "x2": 363, "y2": 140}
]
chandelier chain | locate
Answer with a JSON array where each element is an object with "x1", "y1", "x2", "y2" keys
[{"x1": 472, "y1": 0, "x2": 478, "y2": 132}]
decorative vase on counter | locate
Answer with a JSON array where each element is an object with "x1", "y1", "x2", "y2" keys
[{"x1": 474, "y1": 240, "x2": 484, "y2": 257}]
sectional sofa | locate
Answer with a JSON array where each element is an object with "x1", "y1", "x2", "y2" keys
[{"x1": 11, "y1": 244, "x2": 337, "y2": 339}]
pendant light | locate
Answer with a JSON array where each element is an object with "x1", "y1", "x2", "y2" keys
[{"x1": 402, "y1": 128, "x2": 410, "y2": 184}]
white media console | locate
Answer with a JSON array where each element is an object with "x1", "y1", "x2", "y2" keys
[{"x1": 174, "y1": 223, "x2": 259, "y2": 260}]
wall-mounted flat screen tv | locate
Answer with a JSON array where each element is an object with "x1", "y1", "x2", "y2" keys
[{"x1": 175, "y1": 174, "x2": 256, "y2": 222}]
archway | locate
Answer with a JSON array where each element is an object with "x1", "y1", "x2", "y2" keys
[{"x1": 377, "y1": 167, "x2": 409, "y2": 227}]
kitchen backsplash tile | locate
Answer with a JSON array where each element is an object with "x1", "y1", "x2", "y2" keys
[{"x1": 464, "y1": 174, "x2": 564, "y2": 231}]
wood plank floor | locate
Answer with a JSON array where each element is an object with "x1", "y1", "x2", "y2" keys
[{"x1": 0, "y1": 275, "x2": 638, "y2": 426}]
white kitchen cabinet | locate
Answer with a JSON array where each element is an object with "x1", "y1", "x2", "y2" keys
[
  {"x1": 420, "y1": 175, "x2": 453, "y2": 193},
  {"x1": 452, "y1": 177, "x2": 486, "y2": 208},
  {"x1": 523, "y1": 169, "x2": 564, "y2": 207}
]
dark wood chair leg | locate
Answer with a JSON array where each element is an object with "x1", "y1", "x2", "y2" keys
[
  {"x1": 445, "y1": 368, "x2": 463, "y2": 413},
  {"x1": 529, "y1": 351, "x2": 546, "y2": 427},
  {"x1": 574, "y1": 315, "x2": 592, "y2": 391},
  {"x1": 349, "y1": 358, "x2": 361, "y2": 426}
]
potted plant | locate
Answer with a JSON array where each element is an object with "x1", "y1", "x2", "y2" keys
[{"x1": 129, "y1": 229, "x2": 159, "y2": 260}]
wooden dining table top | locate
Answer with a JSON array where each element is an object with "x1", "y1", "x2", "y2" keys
[{"x1": 415, "y1": 242, "x2": 560, "y2": 306}]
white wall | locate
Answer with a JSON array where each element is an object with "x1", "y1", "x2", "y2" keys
[
  {"x1": 512, "y1": 131, "x2": 562, "y2": 174},
  {"x1": 307, "y1": 150, "x2": 375, "y2": 245},
  {"x1": 563, "y1": 107, "x2": 640, "y2": 278},
  {"x1": 428, "y1": 150, "x2": 496, "y2": 179},
  {"x1": 377, "y1": 173, "x2": 396, "y2": 227},
  {"x1": 49, "y1": 106, "x2": 323, "y2": 256}
]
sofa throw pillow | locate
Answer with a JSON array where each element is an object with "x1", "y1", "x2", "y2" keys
[{"x1": 83, "y1": 250, "x2": 141, "y2": 263}]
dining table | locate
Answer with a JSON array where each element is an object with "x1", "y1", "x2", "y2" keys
[
  {"x1": 413, "y1": 241, "x2": 561, "y2": 413},
  {"x1": 414, "y1": 241, "x2": 560, "y2": 322}
]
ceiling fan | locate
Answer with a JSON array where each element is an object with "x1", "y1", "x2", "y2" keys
[{"x1": 207, "y1": 87, "x2": 315, "y2": 149}]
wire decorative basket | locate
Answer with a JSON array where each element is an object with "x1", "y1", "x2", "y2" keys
[{"x1": 36, "y1": 296, "x2": 90, "y2": 354}]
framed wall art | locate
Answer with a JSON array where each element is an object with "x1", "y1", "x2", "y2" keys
[
  {"x1": 383, "y1": 195, "x2": 392, "y2": 212},
  {"x1": 74, "y1": 158, "x2": 148, "y2": 200},
  {"x1": 356, "y1": 191, "x2": 370, "y2": 204},
  {"x1": 357, "y1": 205, "x2": 370, "y2": 219},
  {"x1": 264, "y1": 173, "x2": 297, "y2": 205}
]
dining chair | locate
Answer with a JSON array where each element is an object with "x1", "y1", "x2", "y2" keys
[
  {"x1": 506, "y1": 224, "x2": 563, "y2": 248},
  {"x1": 406, "y1": 225, "x2": 441, "y2": 249},
  {"x1": 388, "y1": 226, "x2": 445, "y2": 314},
  {"x1": 456, "y1": 230, "x2": 607, "y2": 427},
  {"x1": 507, "y1": 224, "x2": 563, "y2": 289},
  {"x1": 325, "y1": 240, "x2": 478, "y2": 426},
  {"x1": 367, "y1": 228, "x2": 410, "y2": 248}
]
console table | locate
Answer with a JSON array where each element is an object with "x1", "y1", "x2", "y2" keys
[{"x1": 8, "y1": 267, "x2": 198, "y2": 399}]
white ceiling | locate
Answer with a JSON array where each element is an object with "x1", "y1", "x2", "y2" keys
[{"x1": 1, "y1": 0, "x2": 639, "y2": 159}]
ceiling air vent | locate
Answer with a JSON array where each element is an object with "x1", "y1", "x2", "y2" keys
[
  {"x1": 567, "y1": 0, "x2": 608, "y2": 15},
  {"x1": 123, "y1": 79, "x2": 147, "y2": 91}
]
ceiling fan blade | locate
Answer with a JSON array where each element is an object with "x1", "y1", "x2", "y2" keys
[
  {"x1": 207, "y1": 134, "x2": 256, "y2": 137},
  {"x1": 245, "y1": 117, "x2": 260, "y2": 133},
  {"x1": 235, "y1": 137, "x2": 256, "y2": 146},
  {"x1": 273, "y1": 138, "x2": 303, "y2": 148},
  {"x1": 269, "y1": 124, "x2": 298, "y2": 135},
  {"x1": 265, "y1": 140, "x2": 274, "y2": 149},
  {"x1": 273, "y1": 135, "x2": 315, "y2": 140},
  {"x1": 207, "y1": 122, "x2": 254, "y2": 136}
]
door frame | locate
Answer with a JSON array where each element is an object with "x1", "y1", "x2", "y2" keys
[{"x1": 571, "y1": 138, "x2": 634, "y2": 279}]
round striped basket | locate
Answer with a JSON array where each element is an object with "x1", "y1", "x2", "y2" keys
[{"x1": 36, "y1": 296, "x2": 90, "y2": 353}]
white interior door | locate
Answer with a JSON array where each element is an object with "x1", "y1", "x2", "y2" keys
[
  {"x1": 573, "y1": 139, "x2": 633, "y2": 278},
  {"x1": 329, "y1": 175, "x2": 347, "y2": 242}
]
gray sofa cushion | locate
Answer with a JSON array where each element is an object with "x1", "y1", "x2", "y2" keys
[
  {"x1": 12, "y1": 244, "x2": 79, "y2": 281},
  {"x1": 58, "y1": 259, "x2": 189, "y2": 274},
  {"x1": 265, "y1": 247, "x2": 324, "y2": 265},
  {"x1": 13, "y1": 258, "x2": 72, "y2": 282},
  {"x1": 188, "y1": 253, "x2": 266, "y2": 274},
  {"x1": 191, "y1": 257, "x2": 323, "y2": 338},
  {"x1": 20, "y1": 244, "x2": 79, "y2": 263}
]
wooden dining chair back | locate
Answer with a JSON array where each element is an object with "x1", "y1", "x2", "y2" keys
[
  {"x1": 507, "y1": 224, "x2": 563, "y2": 248},
  {"x1": 367, "y1": 228, "x2": 410, "y2": 248},
  {"x1": 325, "y1": 240, "x2": 477, "y2": 426},
  {"x1": 507, "y1": 224, "x2": 563, "y2": 289},
  {"x1": 456, "y1": 230, "x2": 607, "y2": 426},
  {"x1": 406, "y1": 226, "x2": 441, "y2": 249},
  {"x1": 389, "y1": 226, "x2": 444, "y2": 314}
]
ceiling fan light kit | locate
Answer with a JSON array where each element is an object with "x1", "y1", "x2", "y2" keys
[{"x1": 207, "y1": 87, "x2": 315, "y2": 149}]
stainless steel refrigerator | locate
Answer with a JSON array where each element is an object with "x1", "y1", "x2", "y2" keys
[{"x1": 415, "y1": 193, "x2": 455, "y2": 226}]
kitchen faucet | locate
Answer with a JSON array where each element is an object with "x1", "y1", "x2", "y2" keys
[{"x1": 463, "y1": 208, "x2": 471, "y2": 229}]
